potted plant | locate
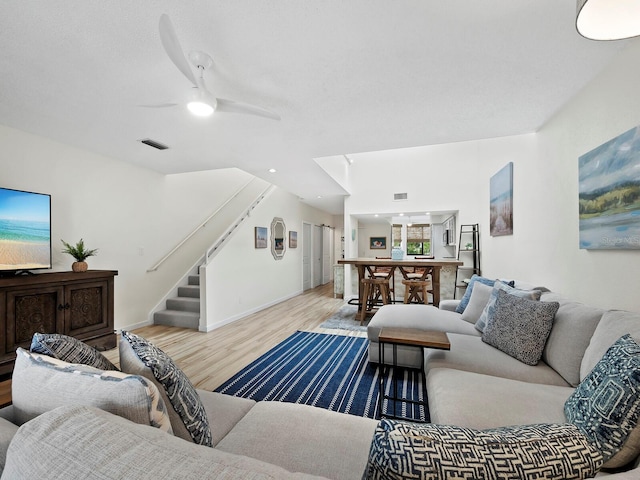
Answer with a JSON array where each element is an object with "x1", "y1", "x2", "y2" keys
[{"x1": 61, "y1": 239, "x2": 98, "y2": 272}]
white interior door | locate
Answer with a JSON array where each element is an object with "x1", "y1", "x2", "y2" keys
[
  {"x1": 322, "y1": 226, "x2": 331, "y2": 284},
  {"x1": 313, "y1": 225, "x2": 323, "y2": 287},
  {"x1": 303, "y1": 222, "x2": 312, "y2": 291}
]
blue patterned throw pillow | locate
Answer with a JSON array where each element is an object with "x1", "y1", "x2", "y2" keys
[
  {"x1": 120, "y1": 331, "x2": 213, "y2": 447},
  {"x1": 31, "y1": 332, "x2": 118, "y2": 371},
  {"x1": 455, "y1": 275, "x2": 514, "y2": 314},
  {"x1": 565, "y1": 334, "x2": 640, "y2": 468},
  {"x1": 363, "y1": 420, "x2": 603, "y2": 480}
]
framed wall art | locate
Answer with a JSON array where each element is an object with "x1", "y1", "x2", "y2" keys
[
  {"x1": 289, "y1": 231, "x2": 298, "y2": 248},
  {"x1": 255, "y1": 227, "x2": 268, "y2": 248},
  {"x1": 579, "y1": 125, "x2": 640, "y2": 249},
  {"x1": 370, "y1": 236, "x2": 387, "y2": 249},
  {"x1": 490, "y1": 162, "x2": 513, "y2": 237}
]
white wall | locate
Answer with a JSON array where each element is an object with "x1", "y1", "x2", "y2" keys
[
  {"x1": 358, "y1": 223, "x2": 392, "y2": 257},
  {"x1": 202, "y1": 187, "x2": 334, "y2": 330},
  {"x1": 0, "y1": 124, "x2": 326, "y2": 330},
  {"x1": 343, "y1": 38, "x2": 640, "y2": 313}
]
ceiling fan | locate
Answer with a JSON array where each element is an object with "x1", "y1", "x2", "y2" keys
[{"x1": 143, "y1": 14, "x2": 280, "y2": 121}]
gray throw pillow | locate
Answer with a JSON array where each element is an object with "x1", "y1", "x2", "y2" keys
[
  {"x1": 475, "y1": 282, "x2": 542, "y2": 333},
  {"x1": 30, "y1": 332, "x2": 118, "y2": 371},
  {"x1": 12, "y1": 348, "x2": 172, "y2": 432},
  {"x1": 482, "y1": 290, "x2": 559, "y2": 366},
  {"x1": 460, "y1": 282, "x2": 493, "y2": 324},
  {"x1": 120, "y1": 330, "x2": 213, "y2": 447},
  {"x1": 363, "y1": 420, "x2": 602, "y2": 480}
]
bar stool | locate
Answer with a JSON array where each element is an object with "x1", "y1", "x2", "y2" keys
[
  {"x1": 358, "y1": 277, "x2": 391, "y2": 324},
  {"x1": 373, "y1": 257, "x2": 395, "y2": 302},
  {"x1": 402, "y1": 277, "x2": 433, "y2": 304}
]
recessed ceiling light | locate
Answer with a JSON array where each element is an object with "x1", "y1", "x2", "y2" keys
[
  {"x1": 268, "y1": 168, "x2": 277, "y2": 173},
  {"x1": 317, "y1": 195, "x2": 323, "y2": 199},
  {"x1": 399, "y1": 213, "x2": 405, "y2": 216},
  {"x1": 374, "y1": 214, "x2": 379, "y2": 217}
]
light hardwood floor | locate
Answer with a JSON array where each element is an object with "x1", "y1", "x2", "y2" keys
[{"x1": 103, "y1": 282, "x2": 365, "y2": 391}]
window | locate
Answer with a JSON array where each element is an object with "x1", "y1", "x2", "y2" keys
[
  {"x1": 392, "y1": 224, "x2": 402, "y2": 248},
  {"x1": 406, "y1": 224, "x2": 431, "y2": 255}
]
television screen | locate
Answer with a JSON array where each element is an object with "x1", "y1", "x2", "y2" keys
[{"x1": 0, "y1": 187, "x2": 52, "y2": 273}]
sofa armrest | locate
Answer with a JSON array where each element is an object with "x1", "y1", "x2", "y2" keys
[{"x1": 439, "y1": 299, "x2": 460, "y2": 312}]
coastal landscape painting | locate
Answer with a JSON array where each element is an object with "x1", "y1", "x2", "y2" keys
[
  {"x1": 490, "y1": 162, "x2": 513, "y2": 236},
  {"x1": 0, "y1": 188, "x2": 51, "y2": 270},
  {"x1": 579, "y1": 125, "x2": 640, "y2": 250}
]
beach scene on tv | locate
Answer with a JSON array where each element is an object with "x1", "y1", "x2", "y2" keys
[{"x1": 0, "y1": 189, "x2": 51, "y2": 271}]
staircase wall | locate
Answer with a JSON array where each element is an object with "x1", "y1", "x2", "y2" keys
[{"x1": 201, "y1": 187, "x2": 334, "y2": 331}]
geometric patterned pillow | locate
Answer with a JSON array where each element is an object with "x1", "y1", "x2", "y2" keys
[
  {"x1": 363, "y1": 420, "x2": 603, "y2": 480},
  {"x1": 482, "y1": 289, "x2": 559, "y2": 366},
  {"x1": 120, "y1": 331, "x2": 212, "y2": 447},
  {"x1": 30, "y1": 332, "x2": 119, "y2": 371},
  {"x1": 475, "y1": 281, "x2": 542, "y2": 332},
  {"x1": 565, "y1": 334, "x2": 640, "y2": 468}
]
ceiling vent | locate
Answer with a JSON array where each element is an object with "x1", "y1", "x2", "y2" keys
[
  {"x1": 393, "y1": 192, "x2": 408, "y2": 201},
  {"x1": 139, "y1": 138, "x2": 169, "y2": 150}
]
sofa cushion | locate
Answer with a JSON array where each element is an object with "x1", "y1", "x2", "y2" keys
[
  {"x1": 368, "y1": 304, "x2": 480, "y2": 342},
  {"x1": 482, "y1": 290, "x2": 559, "y2": 366},
  {"x1": 0, "y1": 417, "x2": 19, "y2": 475},
  {"x1": 119, "y1": 331, "x2": 212, "y2": 447},
  {"x1": 455, "y1": 275, "x2": 513, "y2": 314},
  {"x1": 475, "y1": 282, "x2": 542, "y2": 332},
  {"x1": 424, "y1": 333, "x2": 570, "y2": 387},
  {"x1": 196, "y1": 390, "x2": 256, "y2": 446},
  {"x1": 582, "y1": 310, "x2": 640, "y2": 380},
  {"x1": 363, "y1": 420, "x2": 602, "y2": 480},
  {"x1": 427, "y1": 368, "x2": 574, "y2": 429},
  {"x1": 459, "y1": 281, "x2": 493, "y2": 324},
  {"x1": 2, "y1": 405, "x2": 327, "y2": 480},
  {"x1": 216, "y1": 401, "x2": 377, "y2": 480},
  {"x1": 565, "y1": 334, "x2": 640, "y2": 469},
  {"x1": 540, "y1": 292, "x2": 604, "y2": 387},
  {"x1": 11, "y1": 348, "x2": 172, "y2": 432},
  {"x1": 30, "y1": 332, "x2": 118, "y2": 371}
]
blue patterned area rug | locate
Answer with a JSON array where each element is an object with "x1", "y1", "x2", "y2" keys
[{"x1": 215, "y1": 331, "x2": 427, "y2": 422}]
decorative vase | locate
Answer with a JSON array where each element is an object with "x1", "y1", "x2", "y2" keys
[{"x1": 72, "y1": 261, "x2": 88, "y2": 272}]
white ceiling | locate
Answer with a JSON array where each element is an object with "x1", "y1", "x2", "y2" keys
[{"x1": 0, "y1": 1, "x2": 626, "y2": 215}]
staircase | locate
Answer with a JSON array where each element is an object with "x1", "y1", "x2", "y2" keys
[{"x1": 153, "y1": 274, "x2": 200, "y2": 329}]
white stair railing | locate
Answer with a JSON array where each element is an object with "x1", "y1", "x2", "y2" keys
[
  {"x1": 147, "y1": 178, "x2": 256, "y2": 273},
  {"x1": 203, "y1": 184, "x2": 275, "y2": 266}
]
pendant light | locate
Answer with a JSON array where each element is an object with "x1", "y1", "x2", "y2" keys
[{"x1": 576, "y1": 0, "x2": 640, "y2": 40}]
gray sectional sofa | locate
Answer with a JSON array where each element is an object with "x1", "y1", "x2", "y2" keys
[
  {"x1": 367, "y1": 278, "x2": 640, "y2": 477},
  {"x1": 0, "y1": 276, "x2": 638, "y2": 478}
]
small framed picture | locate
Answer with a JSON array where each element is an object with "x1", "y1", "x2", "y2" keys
[
  {"x1": 289, "y1": 231, "x2": 298, "y2": 248},
  {"x1": 255, "y1": 227, "x2": 268, "y2": 248},
  {"x1": 370, "y1": 236, "x2": 387, "y2": 249}
]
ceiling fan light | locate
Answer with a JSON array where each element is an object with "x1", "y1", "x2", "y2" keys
[
  {"x1": 576, "y1": 0, "x2": 640, "y2": 40},
  {"x1": 187, "y1": 101, "x2": 214, "y2": 116}
]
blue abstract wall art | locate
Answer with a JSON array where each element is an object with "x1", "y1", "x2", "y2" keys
[{"x1": 579, "y1": 125, "x2": 640, "y2": 250}]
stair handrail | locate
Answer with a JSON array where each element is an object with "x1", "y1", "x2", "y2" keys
[
  {"x1": 147, "y1": 178, "x2": 256, "y2": 273},
  {"x1": 203, "y1": 184, "x2": 275, "y2": 266}
]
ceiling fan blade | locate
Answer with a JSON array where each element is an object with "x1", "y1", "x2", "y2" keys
[
  {"x1": 138, "y1": 102, "x2": 179, "y2": 108},
  {"x1": 158, "y1": 14, "x2": 197, "y2": 86},
  {"x1": 216, "y1": 98, "x2": 281, "y2": 121}
]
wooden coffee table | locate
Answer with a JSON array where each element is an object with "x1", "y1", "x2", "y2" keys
[{"x1": 378, "y1": 328, "x2": 450, "y2": 422}]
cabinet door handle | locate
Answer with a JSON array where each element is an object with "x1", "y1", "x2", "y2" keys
[
  {"x1": 64, "y1": 303, "x2": 70, "y2": 310},
  {"x1": 58, "y1": 304, "x2": 65, "y2": 311}
]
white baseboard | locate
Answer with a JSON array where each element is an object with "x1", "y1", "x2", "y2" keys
[{"x1": 200, "y1": 290, "x2": 303, "y2": 333}]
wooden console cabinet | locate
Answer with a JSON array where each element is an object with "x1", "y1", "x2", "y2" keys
[{"x1": 0, "y1": 270, "x2": 117, "y2": 377}]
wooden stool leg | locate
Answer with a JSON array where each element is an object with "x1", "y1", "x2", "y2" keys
[
  {"x1": 358, "y1": 281, "x2": 371, "y2": 325},
  {"x1": 403, "y1": 284, "x2": 410, "y2": 304},
  {"x1": 380, "y1": 283, "x2": 390, "y2": 305}
]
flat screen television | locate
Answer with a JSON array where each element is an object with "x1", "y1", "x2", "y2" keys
[{"x1": 0, "y1": 187, "x2": 52, "y2": 275}]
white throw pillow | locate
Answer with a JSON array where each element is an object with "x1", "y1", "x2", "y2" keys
[{"x1": 460, "y1": 282, "x2": 494, "y2": 324}]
